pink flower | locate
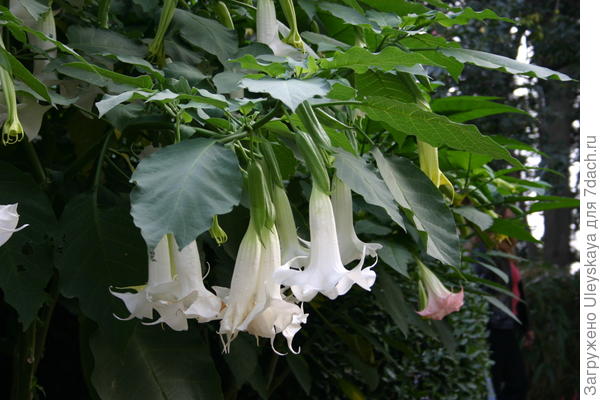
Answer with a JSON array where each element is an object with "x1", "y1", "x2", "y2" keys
[{"x1": 416, "y1": 260, "x2": 464, "y2": 320}]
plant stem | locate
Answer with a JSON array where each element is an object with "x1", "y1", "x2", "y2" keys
[
  {"x1": 253, "y1": 102, "x2": 281, "y2": 131},
  {"x1": 92, "y1": 131, "x2": 114, "y2": 206},
  {"x1": 23, "y1": 136, "x2": 47, "y2": 188},
  {"x1": 311, "y1": 100, "x2": 362, "y2": 108},
  {"x1": 98, "y1": 0, "x2": 111, "y2": 28},
  {"x1": 217, "y1": 131, "x2": 249, "y2": 143}
]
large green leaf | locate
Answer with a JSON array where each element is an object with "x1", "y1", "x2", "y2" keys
[
  {"x1": 173, "y1": 9, "x2": 238, "y2": 64},
  {"x1": 439, "y1": 47, "x2": 572, "y2": 81},
  {"x1": 361, "y1": 96, "x2": 521, "y2": 166},
  {"x1": 130, "y1": 138, "x2": 243, "y2": 250},
  {"x1": 431, "y1": 96, "x2": 529, "y2": 123},
  {"x1": 355, "y1": 70, "x2": 417, "y2": 103},
  {"x1": 301, "y1": 31, "x2": 350, "y2": 52},
  {"x1": 403, "y1": 7, "x2": 513, "y2": 27},
  {"x1": 320, "y1": 46, "x2": 448, "y2": 74},
  {"x1": 56, "y1": 195, "x2": 147, "y2": 333},
  {"x1": 377, "y1": 239, "x2": 411, "y2": 277},
  {"x1": 372, "y1": 149, "x2": 460, "y2": 267},
  {"x1": 57, "y1": 61, "x2": 154, "y2": 91},
  {"x1": 358, "y1": 0, "x2": 428, "y2": 16},
  {"x1": 0, "y1": 162, "x2": 57, "y2": 329},
  {"x1": 488, "y1": 218, "x2": 541, "y2": 243},
  {"x1": 240, "y1": 78, "x2": 330, "y2": 111},
  {"x1": 318, "y1": 2, "x2": 380, "y2": 31},
  {"x1": 454, "y1": 206, "x2": 493, "y2": 231},
  {"x1": 287, "y1": 355, "x2": 312, "y2": 395},
  {"x1": 333, "y1": 149, "x2": 405, "y2": 230},
  {"x1": 374, "y1": 269, "x2": 411, "y2": 336},
  {"x1": 66, "y1": 26, "x2": 146, "y2": 57},
  {"x1": 91, "y1": 325, "x2": 223, "y2": 400}
]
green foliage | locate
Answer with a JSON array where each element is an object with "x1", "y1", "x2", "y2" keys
[
  {"x1": 130, "y1": 138, "x2": 243, "y2": 249},
  {"x1": 523, "y1": 268, "x2": 579, "y2": 399}
]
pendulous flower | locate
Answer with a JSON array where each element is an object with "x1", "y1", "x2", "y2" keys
[
  {"x1": 331, "y1": 176, "x2": 382, "y2": 265},
  {"x1": 0, "y1": 203, "x2": 29, "y2": 247},
  {"x1": 256, "y1": 0, "x2": 300, "y2": 58},
  {"x1": 146, "y1": 236, "x2": 222, "y2": 329},
  {"x1": 246, "y1": 226, "x2": 307, "y2": 354},
  {"x1": 276, "y1": 183, "x2": 376, "y2": 302},
  {"x1": 416, "y1": 260, "x2": 464, "y2": 320}
]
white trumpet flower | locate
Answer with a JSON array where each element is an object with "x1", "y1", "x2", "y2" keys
[
  {"x1": 146, "y1": 236, "x2": 222, "y2": 330},
  {"x1": 111, "y1": 235, "x2": 221, "y2": 331},
  {"x1": 331, "y1": 177, "x2": 382, "y2": 265},
  {"x1": 273, "y1": 185, "x2": 309, "y2": 266},
  {"x1": 247, "y1": 226, "x2": 307, "y2": 354},
  {"x1": 0, "y1": 203, "x2": 29, "y2": 247},
  {"x1": 276, "y1": 185, "x2": 376, "y2": 302},
  {"x1": 110, "y1": 235, "x2": 173, "y2": 321},
  {"x1": 218, "y1": 218, "x2": 266, "y2": 348},
  {"x1": 256, "y1": 0, "x2": 300, "y2": 58}
]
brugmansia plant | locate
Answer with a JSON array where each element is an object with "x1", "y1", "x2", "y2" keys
[{"x1": 0, "y1": 0, "x2": 578, "y2": 399}]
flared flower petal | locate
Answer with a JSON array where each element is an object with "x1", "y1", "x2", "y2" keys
[
  {"x1": 110, "y1": 235, "x2": 172, "y2": 320},
  {"x1": 331, "y1": 177, "x2": 382, "y2": 265},
  {"x1": 0, "y1": 203, "x2": 29, "y2": 247},
  {"x1": 246, "y1": 227, "x2": 307, "y2": 353},
  {"x1": 276, "y1": 184, "x2": 376, "y2": 302},
  {"x1": 146, "y1": 237, "x2": 222, "y2": 329},
  {"x1": 416, "y1": 261, "x2": 464, "y2": 320}
]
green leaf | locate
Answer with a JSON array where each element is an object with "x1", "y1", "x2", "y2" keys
[
  {"x1": 374, "y1": 269, "x2": 410, "y2": 336},
  {"x1": 484, "y1": 295, "x2": 520, "y2": 324},
  {"x1": 66, "y1": 26, "x2": 146, "y2": 57},
  {"x1": 488, "y1": 218, "x2": 541, "y2": 243},
  {"x1": 95, "y1": 90, "x2": 151, "y2": 117},
  {"x1": 0, "y1": 47, "x2": 51, "y2": 102},
  {"x1": 240, "y1": 78, "x2": 330, "y2": 111},
  {"x1": 91, "y1": 325, "x2": 223, "y2": 400},
  {"x1": 372, "y1": 149, "x2": 460, "y2": 267},
  {"x1": 173, "y1": 9, "x2": 238, "y2": 64},
  {"x1": 56, "y1": 195, "x2": 147, "y2": 333},
  {"x1": 399, "y1": 34, "x2": 464, "y2": 79},
  {"x1": 115, "y1": 55, "x2": 165, "y2": 81},
  {"x1": 301, "y1": 32, "x2": 350, "y2": 52},
  {"x1": 130, "y1": 138, "x2": 243, "y2": 250},
  {"x1": 224, "y1": 334, "x2": 260, "y2": 388},
  {"x1": 454, "y1": 206, "x2": 493, "y2": 230},
  {"x1": 528, "y1": 197, "x2": 579, "y2": 213},
  {"x1": 403, "y1": 7, "x2": 514, "y2": 28},
  {"x1": 230, "y1": 54, "x2": 288, "y2": 77},
  {"x1": 320, "y1": 46, "x2": 448, "y2": 74},
  {"x1": 327, "y1": 82, "x2": 356, "y2": 100},
  {"x1": 439, "y1": 47, "x2": 573, "y2": 81},
  {"x1": 318, "y1": 2, "x2": 380, "y2": 31},
  {"x1": 0, "y1": 162, "x2": 57, "y2": 329},
  {"x1": 431, "y1": 96, "x2": 529, "y2": 123},
  {"x1": 359, "y1": 0, "x2": 428, "y2": 16},
  {"x1": 355, "y1": 70, "x2": 417, "y2": 103},
  {"x1": 377, "y1": 239, "x2": 411, "y2": 277},
  {"x1": 333, "y1": 149, "x2": 405, "y2": 230},
  {"x1": 361, "y1": 96, "x2": 521, "y2": 166},
  {"x1": 164, "y1": 62, "x2": 207, "y2": 84},
  {"x1": 57, "y1": 62, "x2": 153, "y2": 91},
  {"x1": 287, "y1": 355, "x2": 312, "y2": 395}
]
